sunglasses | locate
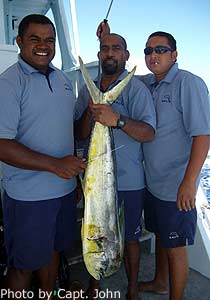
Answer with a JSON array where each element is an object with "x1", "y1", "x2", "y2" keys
[{"x1": 144, "y1": 46, "x2": 173, "y2": 55}]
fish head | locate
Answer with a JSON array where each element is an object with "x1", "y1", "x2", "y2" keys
[{"x1": 84, "y1": 252, "x2": 110, "y2": 280}]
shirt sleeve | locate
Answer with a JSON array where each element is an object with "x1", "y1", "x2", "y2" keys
[
  {"x1": 74, "y1": 85, "x2": 89, "y2": 120},
  {"x1": 0, "y1": 78, "x2": 20, "y2": 139},
  {"x1": 126, "y1": 78, "x2": 156, "y2": 131},
  {"x1": 180, "y1": 74, "x2": 210, "y2": 137}
]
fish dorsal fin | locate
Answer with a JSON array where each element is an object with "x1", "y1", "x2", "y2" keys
[
  {"x1": 79, "y1": 56, "x2": 102, "y2": 104},
  {"x1": 79, "y1": 56, "x2": 136, "y2": 105},
  {"x1": 104, "y1": 66, "x2": 136, "y2": 104}
]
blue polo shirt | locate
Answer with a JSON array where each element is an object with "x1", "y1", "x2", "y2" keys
[
  {"x1": 138, "y1": 63, "x2": 210, "y2": 201},
  {"x1": 75, "y1": 70, "x2": 156, "y2": 191},
  {"x1": 0, "y1": 56, "x2": 76, "y2": 200}
]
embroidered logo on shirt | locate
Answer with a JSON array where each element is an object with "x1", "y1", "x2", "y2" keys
[
  {"x1": 169, "y1": 232, "x2": 179, "y2": 239},
  {"x1": 113, "y1": 95, "x2": 124, "y2": 105},
  {"x1": 161, "y1": 94, "x2": 171, "y2": 103},
  {"x1": 64, "y1": 83, "x2": 72, "y2": 91}
]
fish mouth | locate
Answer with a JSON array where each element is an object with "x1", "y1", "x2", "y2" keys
[{"x1": 83, "y1": 251, "x2": 110, "y2": 280}]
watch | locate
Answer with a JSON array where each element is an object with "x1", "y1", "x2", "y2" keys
[{"x1": 116, "y1": 115, "x2": 127, "y2": 129}]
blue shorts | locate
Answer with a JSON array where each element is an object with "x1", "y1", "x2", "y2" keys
[
  {"x1": 118, "y1": 189, "x2": 145, "y2": 241},
  {"x1": 144, "y1": 190, "x2": 197, "y2": 248},
  {"x1": 3, "y1": 191, "x2": 77, "y2": 271}
]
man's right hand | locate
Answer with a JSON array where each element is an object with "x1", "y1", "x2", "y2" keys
[
  {"x1": 96, "y1": 21, "x2": 110, "y2": 40},
  {"x1": 52, "y1": 155, "x2": 86, "y2": 179}
]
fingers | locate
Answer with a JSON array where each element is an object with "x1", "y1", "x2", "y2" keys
[
  {"x1": 74, "y1": 157, "x2": 87, "y2": 173},
  {"x1": 177, "y1": 195, "x2": 195, "y2": 211},
  {"x1": 91, "y1": 104, "x2": 111, "y2": 116},
  {"x1": 90, "y1": 105, "x2": 118, "y2": 127},
  {"x1": 96, "y1": 23, "x2": 102, "y2": 39},
  {"x1": 177, "y1": 180, "x2": 196, "y2": 211},
  {"x1": 55, "y1": 156, "x2": 86, "y2": 179},
  {"x1": 96, "y1": 21, "x2": 110, "y2": 39}
]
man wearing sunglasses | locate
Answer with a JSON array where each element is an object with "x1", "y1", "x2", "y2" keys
[
  {"x1": 97, "y1": 23, "x2": 210, "y2": 300},
  {"x1": 138, "y1": 31, "x2": 210, "y2": 300}
]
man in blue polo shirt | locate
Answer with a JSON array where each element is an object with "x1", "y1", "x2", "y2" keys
[
  {"x1": 74, "y1": 33, "x2": 156, "y2": 300},
  {"x1": 138, "y1": 32, "x2": 210, "y2": 300},
  {"x1": 97, "y1": 22, "x2": 210, "y2": 300},
  {"x1": 0, "y1": 14, "x2": 86, "y2": 295}
]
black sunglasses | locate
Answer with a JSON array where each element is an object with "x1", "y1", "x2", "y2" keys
[{"x1": 144, "y1": 46, "x2": 173, "y2": 55}]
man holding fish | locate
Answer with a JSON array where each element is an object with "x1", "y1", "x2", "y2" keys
[
  {"x1": 0, "y1": 14, "x2": 86, "y2": 298},
  {"x1": 74, "y1": 31, "x2": 156, "y2": 300},
  {"x1": 97, "y1": 21, "x2": 210, "y2": 300}
]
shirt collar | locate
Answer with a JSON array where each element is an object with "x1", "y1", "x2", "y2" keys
[
  {"x1": 94, "y1": 70, "x2": 129, "y2": 90},
  {"x1": 17, "y1": 55, "x2": 56, "y2": 75},
  {"x1": 148, "y1": 63, "x2": 179, "y2": 87}
]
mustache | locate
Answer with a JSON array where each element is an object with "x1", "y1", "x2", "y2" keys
[{"x1": 103, "y1": 58, "x2": 117, "y2": 65}]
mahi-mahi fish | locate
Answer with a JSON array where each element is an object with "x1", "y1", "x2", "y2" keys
[{"x1": 79, "y1": 56, "x2": 136, "y2": 280}]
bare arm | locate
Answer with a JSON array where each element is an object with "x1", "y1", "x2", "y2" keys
[
  {"x1": 0, "y1": 138, "x2": 86, "y2": 179},
  {"x1": 177, "y1": 135, "x2": 210, "y2": 211},
  {"x1": 74, "y1": 104, "x2": 92, "y2": 140},
  {"x1": 91, "y1": 104, "x2": 154, "y2": 142},
  {"x1": 122, "y1": 118, "x2": 154, "y2": 142}
]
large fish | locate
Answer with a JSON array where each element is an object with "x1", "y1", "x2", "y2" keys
[{"x1": 79, "y1": 56, "x2": 136, "y2": 280}]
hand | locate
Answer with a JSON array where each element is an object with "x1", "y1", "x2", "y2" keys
[
  {"x1": 176, "y1": 178, "x2": 196, "y2": 211},
  {"x1": 96, "y1": 21, "x2": 110, "y2": 40},
  {"x1": 91, "y1": 104, "x2": 119, "y2": 127},
  {"x1": 53, "y1": 155, "x2": 86, "y2": 179}
]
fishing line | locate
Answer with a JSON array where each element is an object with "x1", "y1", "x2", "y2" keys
[
  {"x1": 88, "y1": 144, "x2": 124, "y2": 163},
  {"x1": 78, "y1": 143, "x2": 123, "y2": 186},
  {"x1": 104, "y1": 0, "x2": 114, "y2": 23},
  {"x1": 97, "y1": 0, "x2": 114, "y2": 88}
]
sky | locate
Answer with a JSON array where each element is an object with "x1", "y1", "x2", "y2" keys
[{"x1": 51, "y1": 0, "x2": 210, "y2": 90}]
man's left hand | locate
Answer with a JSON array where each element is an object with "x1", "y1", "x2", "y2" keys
[{"x1": 177, "y1": 179, "x2": 196, "y2": 211}]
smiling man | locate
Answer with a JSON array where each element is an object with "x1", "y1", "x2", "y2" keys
[
  {"x1": 0, "y1": 14, "x2": 86, "y2": 297},
  {"x1": 16, "y1": 20, "x2": 56, "y2": 74}
]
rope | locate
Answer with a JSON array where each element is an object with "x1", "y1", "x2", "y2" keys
[{"x1": 97, "y1": 0, "x2": 114, "y2": 88}]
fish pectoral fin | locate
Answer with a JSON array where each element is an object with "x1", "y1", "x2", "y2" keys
[
  {"x1": 79, "y1": 56, "x2": 102, "y2": 104},
  {"x1": 104, "y1": 66, "x2": 136, "y2": 104}
]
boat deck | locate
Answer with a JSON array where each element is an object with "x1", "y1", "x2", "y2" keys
[{"x1": 66, "y1": 237, "x2": 210, "y2": 300}]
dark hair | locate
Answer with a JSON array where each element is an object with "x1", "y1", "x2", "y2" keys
[
  {"x1": 100, "y1": 33, "x2": 127, "y2": 50},
  {"x1": 18, "y1": 14, "x2": 56, "y2": 39},
  {"x1": 148, "y1": 31, "x2": 177, "y2": 51}
]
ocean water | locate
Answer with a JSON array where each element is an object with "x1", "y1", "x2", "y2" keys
[
  {"x1": 200, "y1": 95, "x2": 210, "y2": 203},
  {"x1": 200, "y1": 150, "x2": 210, "y2": 204}
]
